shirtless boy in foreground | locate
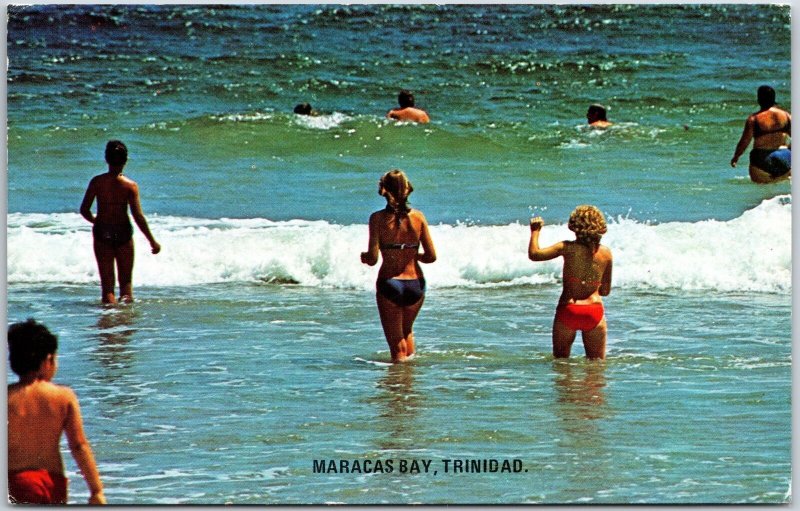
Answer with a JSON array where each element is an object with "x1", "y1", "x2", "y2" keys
[{"x1": 8, "y1": 319, "x2": 106, "y2": 504}]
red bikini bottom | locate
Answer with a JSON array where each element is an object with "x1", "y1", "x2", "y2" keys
[
  {"x1": 8, "y1": 469, "x2": 68, "y2": 504},
  {"x1": 555, "y1": 302, "x2": 605, "y2": 331}
]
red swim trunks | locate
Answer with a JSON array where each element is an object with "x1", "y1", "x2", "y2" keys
[
  {"x1": 8, "y1": 469, "x2": 68, "y2": 504},
  {"x1": 555, "y1": 302, "x2": 605, "y2": 331}
]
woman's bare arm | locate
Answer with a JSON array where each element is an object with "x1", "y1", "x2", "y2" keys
[
  {"x1": 360, "y1": 212, "x2": 381, "y2": 266},
  {"x1": 416, "y1": 213, "x2": 436, "y2": 264}
]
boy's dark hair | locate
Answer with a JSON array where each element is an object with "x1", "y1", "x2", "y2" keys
[
  {"x1": 8, "y1": 319, "x2": 58, "y2": 376},
  {"x1": 588, "y1": 104, "x2": 608, "y2": 121},
  {"x1": 294, "y1": 102, "x2": 313, "y2": 115},
  {"x1": 105, "y1": 140, "x2": 128, "y2": 166},
  {"x1": 398, "y1": 90, "x2": 415, "y2": 108}
]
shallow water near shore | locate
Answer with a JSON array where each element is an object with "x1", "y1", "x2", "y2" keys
[
  {"x1": 6, "y1": 4, "x2": 792, "y2": 504},
  {"x1": 7, "y1": 282, "x2": 791, "y2": 504}
]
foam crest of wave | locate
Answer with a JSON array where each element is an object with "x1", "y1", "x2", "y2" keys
[
  {"x1": 7, "y1": 196, "x2": 790, "y2": 293},
  {"x1": 608, "y1": 195, "x2": 791, "y2": 293}
]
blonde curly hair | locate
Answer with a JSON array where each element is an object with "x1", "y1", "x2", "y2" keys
[{"x1": 568, "y1": 205, "x2": 607, "y2": 246}]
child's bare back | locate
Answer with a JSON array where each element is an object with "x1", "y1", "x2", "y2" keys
[
  {"x1": 8, "y1": 381, "x2": 79, "y2": 474},
  {"x1": 7, "y1": 319, "x2": 106, "y2": 504}
]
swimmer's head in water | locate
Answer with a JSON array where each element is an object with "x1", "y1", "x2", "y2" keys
[
  {"x1": 379, "y1": 169, "x2": 414, "y2": 216},
  {"x1": 587, "y1": 104, "x2": 608, "y2": 122},
  {"x1": 105, "y1": 140, "x2": 128, "y2": 166},
  {"x1": 757, "y1": 85, "x2": 776, "y2": 109},
  {"x1": 398, "y1": 90, "x2": 415, "y2": 108},
  {"x1": 294, "y1": 103, "x2": 313, "y2": 115},
  {"x1": 8, "y1": 319, "x2": 58, "y2": 376},
  {"x1": 568, "y1": 205, "x2": 607, "y2": 246}
]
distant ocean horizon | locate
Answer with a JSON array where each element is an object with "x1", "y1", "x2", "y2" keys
[{"x1": 7, "y1": 4, "x2": 792, "y2": 504}]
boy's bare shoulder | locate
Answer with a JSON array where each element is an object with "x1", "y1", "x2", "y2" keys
[
  {"x1": 120, "y1": 174, "x2": 138, "y2": 186},
  {"x1": 45, "y1": 381, "x2": 78, "y2": 401},
  {"x1": 10, "y1": 381, "x2": 77, "y2": 402},
  {"x1": 88, "y1": 173, "x2": 107, "y2": 185}
]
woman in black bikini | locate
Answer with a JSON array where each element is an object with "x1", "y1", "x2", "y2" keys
[
  {"x1": 731, "y1": 85, "x2": 791, "y2": 183},
  {"x1": 361, "y1": 169, "x2": 437, "y2": 363},
  {"x1": 80, "y1": 141, "x2": 161, "y2": 304}
]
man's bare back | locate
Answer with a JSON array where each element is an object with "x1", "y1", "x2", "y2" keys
[{"x1": 387, "y1": 107, "x2": 430, "y2": 123}]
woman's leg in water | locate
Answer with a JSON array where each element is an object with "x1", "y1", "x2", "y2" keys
[
  {"x1": 377, "y1": 294, "x2": 424, "y2": 362},
  {"x1": 552, "y1": 315, "x2": 577, "y2": 358},
  {"x1": 581, "y1": 317, "x2": 607, "y2": 360}
]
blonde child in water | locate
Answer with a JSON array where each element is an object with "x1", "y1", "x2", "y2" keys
[{"x1": 528, "y1": 205, "x2": 613, "y2": 359}]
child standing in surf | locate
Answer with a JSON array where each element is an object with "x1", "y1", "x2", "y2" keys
[
  {"x1": 80, "y1": 140, "x2": 161, "y2": 304},
  {"x1": 8, "y1": 319, "x2": 106, "y2": 504},
  {"x1": 528, "y1": 205, "x2": 613, "y2": 360}
]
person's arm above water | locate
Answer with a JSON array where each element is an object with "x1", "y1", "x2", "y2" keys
[
  {"x1": 731, "y1": 115, "x2": 755, "y2": 167},
  {"x1": 528, "y1": 217, "x2": 565, "y2": 261},
  {"x1": 416, "y1": 212, "x2": 436, "y2": 264},
  {"x1": 360, "y1": 212, "x2": 381, "y2": 266},
  {"x1": 63, "y1": 389, "x2": 106, "y2": 505},
  {"x1": 128, "y1": 182, "x2": 161, "y2": 254},
  {"x1": 79, "y1": 178, "x2": 98, "y2": 224},
  {"x1": 599, "y1": 249, "x2": 613, "y2": 296}
]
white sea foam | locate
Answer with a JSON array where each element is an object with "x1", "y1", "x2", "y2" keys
[
  {"x1": 7, "y1": 196, "x2": 790, "y2": 293},
  {"x1": 294, "y1": 112, "x2": 351, "y2": 130},
  {"x1": 210, "y1": 110, "x2": 351, "y2": 130}
]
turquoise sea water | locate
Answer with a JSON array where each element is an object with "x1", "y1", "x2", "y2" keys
[{"x1": 6, "y1": 4, "x2": 792, "y2": 504}]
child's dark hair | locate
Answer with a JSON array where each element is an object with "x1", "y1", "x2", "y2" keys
[
  {"x1": 105, "y1": 140, "x2": 128, "y2": 166},
  {"x1": 8, "y1": 319, "x2": 58, "y2": 376}
]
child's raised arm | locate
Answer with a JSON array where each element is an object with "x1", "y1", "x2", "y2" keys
[{"x1": 528, "y1": 217, "x2": 565, "y2": 261}]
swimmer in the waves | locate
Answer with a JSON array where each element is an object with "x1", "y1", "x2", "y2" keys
[
  {"x1": 361, "y1": 169, "x2": 437, "y2": 362},
  {"x1": 293, "y1": 102, "x2": 316, "y2": 116},
  {"x1": 528, "y1": 205, "x2": 613, "y2": 360},
  {"x1": 586, "y1": 103, "x2": 612, "y2": 128},
  {"x1": 80, "y1": 140, "x2": 161, "y2": 304},
  {"x1": 387, "y1": 90, "x2": 430, "y2": 124},
  {"x1": 731, "y1": 85, "x2": 791, "y2": 183}
]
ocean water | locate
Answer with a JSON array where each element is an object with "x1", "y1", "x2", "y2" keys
[{"x1": 6, "y1": 4, "x2": 792, "y2": 505}]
